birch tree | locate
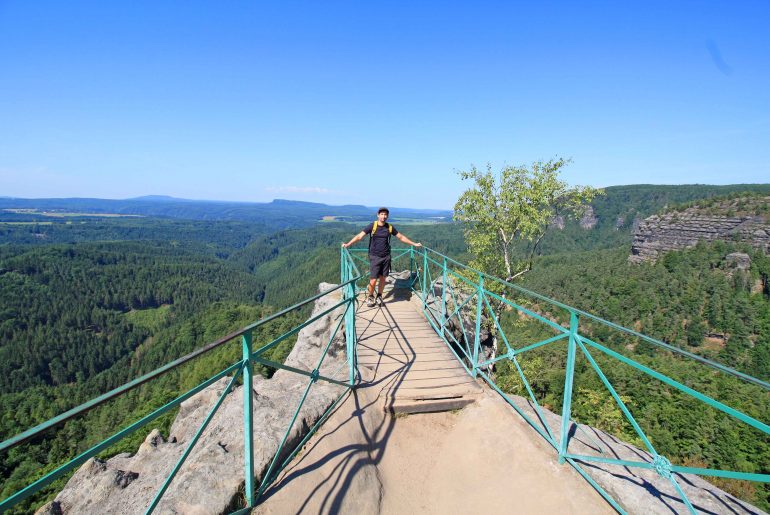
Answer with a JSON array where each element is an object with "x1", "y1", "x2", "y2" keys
[{"x1": 454, "y1": 158, "x2": 601, "y2": 283}]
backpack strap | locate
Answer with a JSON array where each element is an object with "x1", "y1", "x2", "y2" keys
[
  {"x1": 368, "y1": 222, "x2": 392, "y2": 251},
  {"x1": 371, "y1": 221, "x2": 393, "y2": 235}
]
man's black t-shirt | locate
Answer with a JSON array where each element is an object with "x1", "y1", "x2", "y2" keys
[{"x1": 363, "y1": 222, "x2": 399, "y2": 257}]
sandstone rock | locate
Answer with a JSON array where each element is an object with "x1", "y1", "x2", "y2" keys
[
  {"x1": 629, "y1": 199, "x2": 770, "y2": 263},
  {"x1": 580, "y1": 206, "x2": 598, "y2": 229},
  {"x1": 38, "y1": 283, "x2": 350, "y2": 515},
  {"x1": 725, "y1": 252, "x2": 752, "y2": 271},
  {"x1": 552, "y1": 215, "x2": 566, "y2": 230}
]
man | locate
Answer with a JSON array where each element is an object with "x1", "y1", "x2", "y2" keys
[{"x1": 342, "y1": 207, "x2": 422, "y2": 307}]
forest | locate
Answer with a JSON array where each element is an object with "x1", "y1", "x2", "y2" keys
[{"x1": 1, "y1": 184, "x2": 769, "y2": 512}]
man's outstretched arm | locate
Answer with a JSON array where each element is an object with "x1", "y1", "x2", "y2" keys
[
  {"x1": 342, "y1": 231, "x2": 367, "y2": 248},
  {"x1": 396, "y1": 233, "x2": 422, "y2": 247}
]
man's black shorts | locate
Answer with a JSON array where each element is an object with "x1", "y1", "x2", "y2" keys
[{"x1": 369, "y1": 254, "x2": 391, "y2": 278}]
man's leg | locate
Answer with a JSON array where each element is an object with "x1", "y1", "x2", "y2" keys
[
  {"x1": 367, "y1": 254, "x2": 380, "y2": 307},
  {"x1": 374, "y1": 276, "x2": 387, "y2": 306},
  {"x1": 366, "y1": 278, "x2": 377, "y2": 306},
  {"x1": 375, "y1": 256, "x2": 391, "y2": 305}
]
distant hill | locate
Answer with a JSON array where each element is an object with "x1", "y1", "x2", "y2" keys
[
  {"x1": 0, "y1": 197, "x2": 453, "y2": 229},
  {"x1": 129, "y1": 195, "x2": 194, "y2": 202},
  {"x1": 4, "y1": 184, "x2": 770, "y2": 235}
]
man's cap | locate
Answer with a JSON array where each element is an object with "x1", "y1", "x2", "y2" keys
[{"x1": 377, "y1": 207, "x2": 389, "y2": 215}]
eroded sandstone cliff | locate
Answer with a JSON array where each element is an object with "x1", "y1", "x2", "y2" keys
[{"x1": 629, "y1": 196, "x2": 770, "y2": 263}]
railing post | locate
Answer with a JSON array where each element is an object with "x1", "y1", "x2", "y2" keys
[
  {"x1": 559, "y1": 311, "x2": 579, "y2": 464},
  {"x1": 242, "y1": 330, "x2": 255, "y2": 506},
  {"x1": 348, "y1": 293, "x2": 356, "y2": 386},
  {"x1": 441, "y1": 257, "x2": 447, "y2": 327},
  {"x1": 472, "y1": 274, "x2": 484, "y2": 378},
  {"x1": 345, "y1": 257, "x2": 356, "y2": 386},
  {"x1": 409, "y1": 246, "x2": 415, "y2": 278},
  {"x1": 422, "y1": 249, "x2": 428, "y2": 308}
]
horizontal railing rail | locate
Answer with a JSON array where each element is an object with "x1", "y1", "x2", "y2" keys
[{"x1": 0, "y1": 253, "x2": 364, "y2": 513}]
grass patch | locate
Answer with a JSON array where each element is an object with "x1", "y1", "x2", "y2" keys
[{"x1": 125, "y1": 304, "x2": 172, "y2": 333}]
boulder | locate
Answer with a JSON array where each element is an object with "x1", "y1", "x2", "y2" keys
[{"x1": 725, "y1": 252, "x2": 752, "y2": 271}]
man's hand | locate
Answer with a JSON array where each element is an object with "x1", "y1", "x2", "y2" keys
[
  {"x1": 413, "y1": 242, "x2": 423, "y2": 248},
  {"x1": 341, "y1": 242, "x2": 349, "y2": 248}
]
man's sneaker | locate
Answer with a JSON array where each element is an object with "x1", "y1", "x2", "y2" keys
[
  {"x1": 375, "y1": 294, "x2": 384, "y2": 307},
  {"x1": 366, "y1": 295, "x2": 375, "y2": 307}
]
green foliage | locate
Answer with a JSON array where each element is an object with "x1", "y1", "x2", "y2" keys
[
  {"x1": 0, "y1": 220, "x2": 316, "y2": 512},
  {"x1": 0, "y1": 217, "x2": 267, "y2": 256},
  {"x1": 453, "y1": 159, "x2": 601, "y2": 281},
  {"x1": 0, "y1": 242, "x2": 263, "y2": 393},
  {"x1": 125, "y1": 304, "x2": 172, "y2": 334}
]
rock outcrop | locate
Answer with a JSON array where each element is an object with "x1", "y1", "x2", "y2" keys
[
  {"x1": 579, "y1": 205, "x2": 598, "y2": 229},
  {"x1": 629, "y1": 197, "x2": 770, "y2": 263},
  {"x1": 725, "y1": 252, "x2": 752, "y2": 271},
  {"x1": 37, "y1": 283, "x2": 350, "y2": 515}
]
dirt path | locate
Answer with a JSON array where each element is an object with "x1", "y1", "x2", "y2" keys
[{"x1": 255, "y1": 379, "x2": 614, "y2": 514}]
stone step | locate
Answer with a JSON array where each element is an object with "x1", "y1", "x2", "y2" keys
[{"x1": 386, "y1": 395, "x2": 478, "y2": 415}]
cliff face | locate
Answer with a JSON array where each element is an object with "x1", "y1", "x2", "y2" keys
[{"x1": 629, "y1": 197, "x2": 770, "y2": 263}]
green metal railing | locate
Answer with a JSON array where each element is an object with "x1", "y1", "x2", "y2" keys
[
  {"x1": 393, "y1": 245, "x2": 770, "y2": 515},
  {"x1": 0, "y1": 248, "x2": 363, "y2": 513}
]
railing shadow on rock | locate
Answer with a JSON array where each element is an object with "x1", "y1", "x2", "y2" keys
[
  {"x1": 0, "y1": 248, "x2": 364, "y2": 514},
  {"x1": 383, "y1": 245, "x2": 769, "y2": 515}
]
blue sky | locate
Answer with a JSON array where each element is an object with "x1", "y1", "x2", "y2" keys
[{"x1": 1, "y1": 1, "x2": 768, "y2": 209}]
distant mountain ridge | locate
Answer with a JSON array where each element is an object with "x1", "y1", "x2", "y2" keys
[
  {"x1": 4, "y1": 184, "x2": 770, "y2": 233},
  {"x1": 0, "y1": 197, "x2": 453, "y2": 229}
]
